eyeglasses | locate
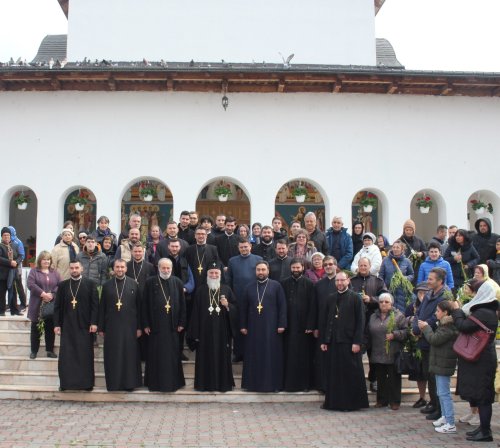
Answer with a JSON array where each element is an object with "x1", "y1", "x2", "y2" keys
[
  {"x1": 79, "y1": 236, "x2": 87, "y2": 240},
  {"x1": 296, "y1": 235, "x2": 306, "y2": 239}
]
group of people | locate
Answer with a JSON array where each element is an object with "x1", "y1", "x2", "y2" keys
[{"x1": 1, "y1": 211, "x2": 499, "y2": 442}]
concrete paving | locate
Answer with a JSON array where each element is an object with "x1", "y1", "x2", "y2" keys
[{"x1": 0, "y1": 399, "x2": 497, "y2": 447}]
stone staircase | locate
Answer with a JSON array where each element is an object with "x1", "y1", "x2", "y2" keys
[{"x1": 0, "y1": 316, "x2": 497, "y2": 403}]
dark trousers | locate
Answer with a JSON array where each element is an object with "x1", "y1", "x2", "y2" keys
[
  {"x1": 8, "y1": 275, "x2": 27, "y2": 307},
  {"x1": 421, "y1": 350, "x2": 440, "y2": 411},
  {"x1": 0, "y1": 280, "x2": 8, "y2": 314},
  {"x1": 30, "y1": 319, "x2": 55, "y2": 354},
  {"x1": 374, "y1": 363, "x2": 402, "y2": 405},
  {"x1": 179, "y1": 296, "x2": 193, "y2": 356}
]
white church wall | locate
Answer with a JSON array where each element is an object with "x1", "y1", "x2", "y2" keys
[
  {"x1": 1, "y1": 91, "x2": 499, "y2": 253},
  {"x1": 67, "y1": 0, "x2": 376, "y2": 66}
]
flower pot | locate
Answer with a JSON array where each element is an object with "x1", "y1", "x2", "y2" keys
[
  {"x1": 75, "y1": 203, "x2": 85, "y2": 211},
  {"x1": 142, "y1": 194, "x2": 153, "y2": 202},
  {"x1": 295, "y1": 194, "x2": 306, "y2": 203},
  {"x1": 475, "y1": 207, "x2": 485, "y2": 214},
  {"x1": 218, "y1": 194, "x2": 228, "y2": 202},
  {"x1": 17, "y1": 203, "x2": 28, "y2": 210},
  {"x1": 419, "y1": 206, "x2": 430, "y2": 214},
  {"x1": 363, "y1": 205, "x2": 373, "y2": 213}
]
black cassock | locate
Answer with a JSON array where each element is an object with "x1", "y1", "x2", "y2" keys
[
  {"x1": 98, "y1": 277, "x2": 142, "y2": 391},
  {"x1": 281, "y1": 275, "x2": 316, "y2": 392},
  {"x1": 187, "y1": 284, "x2": 237, "y2": 391},
  {"x1": 321, "y1": 288, "x2": 369, "y2": 411},
  {"x1": 143, "y1": 275, "x2": 186, "y2": 392},
  {"x1": 126, "y1": 259, "x2": 156, "y2": 361},
  {"x1": 313, "y1": 276, "x2": 337, "y2": 391},
  {"x1": 53, "y1": 277, "x2": 98, "y2": 390},
  {"x1": 240, "y1": 279, "x2": 287, "y2": 392}
]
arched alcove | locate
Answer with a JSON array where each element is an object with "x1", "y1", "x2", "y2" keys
[
  {"x1": 9, "y1": 187, "x2": 38, "y2": 266},
  {"x1": 467, "y1": 190, "x2": 498, "y2": 230},
  {"x1": 409, "y1": 189, "x2": 446, "y2": 243},
  {"x1": 196, "y1": 177, "x2": 251, "y2": 225},
  {"x1": 275, "y1": 179, "x2": 326, "y2": 232},
  {"x1": 351, "y1": 190, "x2": 385, "y2": 238},
  {"x1": 121, "y1": 179, "x2": 173, "y2": 240},
  {"x1": 63, "y1": 187, "x2": 96, "y2": 234}
]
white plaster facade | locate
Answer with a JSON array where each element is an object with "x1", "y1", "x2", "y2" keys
[
  {"x1": 67, "y1": 0, "x2": 376, "y2": 66},
  {"x1": 1, "y1": 91, "x2": 499, "y2": 253}
]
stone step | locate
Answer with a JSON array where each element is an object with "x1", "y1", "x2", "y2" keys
[{"x1": 0, "y1": 316, "x2": 31, "y2": 330}]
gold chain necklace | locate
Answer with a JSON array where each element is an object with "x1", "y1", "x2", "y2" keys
[
  {"x1": 115, "y1": 277, "x2": 127, "y2": 311},
  {"x1": 256, "y1": 279, "x2": 269, "y2": 315},
  {"x1": 132, "y1": 259, "x2": 143, "y2": 283},
  {"x1": 158, "y1": 276, "x2": 171, "y2": 314},
  {"x1": 195, "y1": 245, "x2": 205, "y2": 275},
  {"x1": 69, "y1": 278, "x2": 82, "y2": 310}
]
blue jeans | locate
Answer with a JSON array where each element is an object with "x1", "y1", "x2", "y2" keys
[{"x1": 435, "y1": 374, "x2": 454, "y2": 425}]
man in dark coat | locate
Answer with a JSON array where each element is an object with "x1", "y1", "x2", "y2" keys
[
  {"x1": 0, "y1": 227, "x2": 22, "y2": 316},
  {"x1": 240, "y1": 261, "x2": 287, "y2": 392},
  {"x1": 313, "y1": 255, "x2": 337, "y2": 391},
  {"x1": 320, "y1": 271, "x2": 368, "y2": 411},
  {"x1": 184, "y1": 227, "x2": 219, "y2": 292},
  {"x1": 304, "y1": 212, "x2": 328, "y2": 255},
  {"x1": 187, "y1": 262, "x2": 237, "y2": 391},
  {"x1": 98, "y1": 259, "x2": 142, "y2": 391},
  {"x1": 54, "y1": 260, "x2": 99, "y2": 391},
  {"x1": 251, "y1": 226, "x2": 276, "y2": 261},
  {"x1": 412, "y1": 267, "x2": 449, "y2": 421},
  {"x1": 281, "y1": 258, "x2": 315, "y2": 391},
  {"x1": 143, "y1": 258, "x2": 186, "y2": 392},
  {"x1": 325, "y1": 217, "x2": 353, "y2": 270},
  {"x1": 177, "y1": 210, "x2": 196, "y2": 245},
  {"x1": 215, "y1": 216, "x2": 239, "y2": 267},
  {"x1": 268, "y1": 240, "x2": 292, "y2": 282},
  {"x1": 473, "y1": 218, "x2": 498, "y2": 264}
]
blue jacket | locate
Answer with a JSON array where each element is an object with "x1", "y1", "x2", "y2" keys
[
  {"x1": 417, "y1": 256, "x2": 454, "y2": 289},
  {"x1": 226, "y1": 254, "x2": 263, "y2": 299},
  {"x1": 378, "y1": 252, "x2": 414, "y2": 312},
  {"x1": 412, "y1": 285, "x2": 449, "y2": 350},
  {"x1": 8, "y1": 226, "x2": 25, "y2": 261},
  {"x1": 325, "y1": 227, "x2": 353, "y2": 269}
]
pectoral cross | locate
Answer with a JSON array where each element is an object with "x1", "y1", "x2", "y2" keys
[
  {"x1": 165, "y1": 302, "x2": 171, "y2": 314},
  {"x1": 257, "y1": 303, "x2": 263, "y2": 314},
  {"x1": 71, "y1": 297, "x2": 77, "y2": 309},
  {"x1": 116, "y1": 300, "x2": 122, "y2": 311},
  {"x1": 197, "y1": 265, "x2": 203, "y2": 275}
]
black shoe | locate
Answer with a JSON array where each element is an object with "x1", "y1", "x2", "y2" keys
[
  {"x1": 46, "y1": 351, "x2": 57, "y2": 359},
  {"x1": 426, "y1": 411, "x2": 441, "y2": 420},
  {"x1": 232, "y1": 355, "x2": 243, "y2": 363},
  {"x1": 0, "y1": 313, "x2": 5, "y2": 317},
  {"x1": 29, "y1": 352, "x2": 37, "y2": 359},
  {"x1": 412, "y1": 398, "x2": 427, "y2": 408},
  {"x1": 466, "y1": 427, "x2": 482, "y2": 437},
  {"x1": 58, "y1": 387, "x2": 65, "y2": 391},
  {"x1": 85, "y1": 387, "x2": 93, "y2": 392},
  {"x1": 420, "y1": 404, "x2": 436, "y2": 414},
  {"x1": 180, "y1": 352, "x2": 189, "y2": 361},
  {"x1": 11, "y1": 312, "x2": 22, "y2": 316},
  {"x1": 466, "y1": 429, "x2": 493, "y2": 442}
]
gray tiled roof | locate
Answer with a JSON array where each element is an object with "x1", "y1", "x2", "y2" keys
[{"x1": 31, "y1": 34, "x2": 404, "y2": 69}]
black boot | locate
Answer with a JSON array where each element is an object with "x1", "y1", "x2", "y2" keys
[
  {"x1": 466, "y1": 429, "x2": 493, "y2": 442},
  {"x1": 466, "y1": 427, "x2": 481, "y2": 437}
]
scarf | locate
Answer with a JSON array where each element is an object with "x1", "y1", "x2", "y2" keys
[{"x1": 462, "y1": 281, "x2": 497, "y2": 316}]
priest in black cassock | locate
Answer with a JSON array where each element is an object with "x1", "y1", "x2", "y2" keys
[
  {"x1": 312, "y1": 255, "x2": 337, "y2": 391},
  {"x1": 143, "y1": 258, "x2": 186, "y2": 392},
  {"x1": 187, "y1": 262, "x2": 237, "y2": 392},
  {"x1": 98, "y1": 259, "x2": 142, "y2": 391},
  {"x1": 126, "y1": 243, "x2": 155, "y2": 361},
  {"x1": 240, "y1": 261, "x2": 287, "y2": 392},
  {"x1": 54, "y1": 260, "x2": 98, "y2": 391},
  {"x1": 184, "y1": 228, "x2": 219, "y2": 292},
  {"x1": 320, "y1": 271, "x2": 369, "y2": 411},
  {"x1": 281, "y1": 258, "x2": 315, "y2": 392}
]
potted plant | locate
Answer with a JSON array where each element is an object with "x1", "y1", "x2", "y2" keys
[
  {"x1": 14, "y1": 191, "x2": 31, "y2": 210},
  {"x1": 214, "y1": 183, "x2": 232, "y2": 202},
  {"x1": 27, "y1": 256, "x2": 36, "y2": 268},
  {"x1": 360, "y1": 193, "x2": 377, "y2": 213},
  {"x1": 470, "y1": 199, "x2": 487, "y2": 214},
  {"x1": 416, "y1": 195, "x2": 433, "y2": 214},
  {"x1": 139, "y1": 184, "x2": 156, "y2": 202},
  {"x1": 69, "y1": 192, "x2": 88, "y2": 211},
  {"x1": 291, "y1": 185, "x2": 308, "y2": 203}
]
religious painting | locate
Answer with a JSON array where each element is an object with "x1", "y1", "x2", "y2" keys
[
  {"x1": 64, "y1": 188, "x2": 97, "y2": 233},
  {"x1": 351, "y1": 191, "x2": 379, "y2": 236},
  {"x1": 275, "y1": 180, "x2": 324, "y2": 205},
  {"x1": 274, "y1": 205, "x2": 326, "y2": 232}
]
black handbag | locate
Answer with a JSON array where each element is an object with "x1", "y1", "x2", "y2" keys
[
  {"x1": 395, "y1": 350, "x2": 418, "y2": 375},
  {"x1": 40, "y1": 300, "x2": 55, "y2": 320}
]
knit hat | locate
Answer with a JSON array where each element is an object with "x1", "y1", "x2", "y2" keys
[
  {"x1": 403, "y1": 219, "x2": 416, "y2": 232},
  {"x1": 1, "y1": 227, "x2": 11, "y2": 236},
  {"x1": 311, "y1": 252, "x2": 325, "y2": 260},
  {"x1": 362, "y1": 232, "x2": 376, "y2": 242},
  {"x1": 415, "y1": 282, "x2": 430, "y2": 292},
  {"x1": 61, "y1": 228, "x2": 74, "y2": 237}
]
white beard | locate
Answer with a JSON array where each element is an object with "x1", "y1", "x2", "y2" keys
[
  {"x1": 159, "y1": 272, "x2": 171, "y2": 280},
  {"x1": 207, "y1": 277, "x2": 221, "y2": 291}
]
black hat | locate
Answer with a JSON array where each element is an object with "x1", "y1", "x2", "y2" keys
[
  {"x1": 207, "y1": 260, "x2": 222, "y2": 271},
  {"x1": 415, "y1": 282, "x2": 430, "y2": 292},
  {"x1": 1, "y1": 227, "x2": 11, "y2": 236}
]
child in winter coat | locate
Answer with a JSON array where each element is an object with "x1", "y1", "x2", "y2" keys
[{"x1": 418, "y1": 300, "x2": 458, "y2": 434}]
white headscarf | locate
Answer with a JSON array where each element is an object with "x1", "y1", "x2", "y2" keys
[{"x1": 462, "y1": 281, "x2": 497, "y2": 316}]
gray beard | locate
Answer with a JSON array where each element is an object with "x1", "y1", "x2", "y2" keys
[
  {"x1": 207, "y1": 277, "x2": 221, "y2": 291},
  {"x1": 159, "y1": 272, "x2": 171, "y2": 280}
]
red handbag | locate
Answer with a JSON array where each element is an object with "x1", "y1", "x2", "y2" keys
[{"x1": 453, "y1": 315, "x2": 494, "y2": 362}]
